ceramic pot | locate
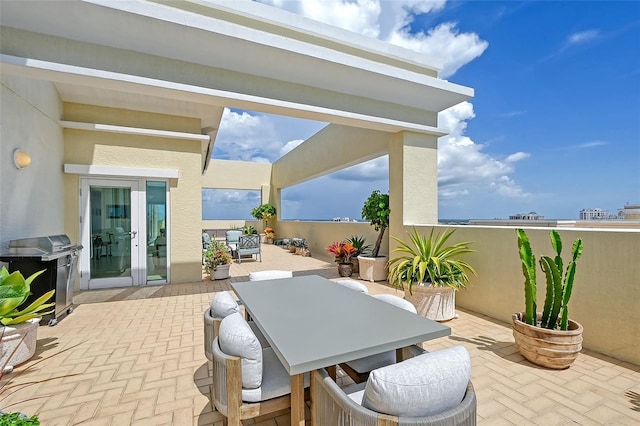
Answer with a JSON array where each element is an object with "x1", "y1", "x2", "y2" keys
[
  {"x1": 0, "y1": 318, "x2": 41, "y2": 369},
  {"x1": 403, "y1": 284, "x2": 456, "y2": 321},
  {"x1": 357, "y1": 255, "x2": 388, "y2": 282},
  {"x1": 337, "y1": 262, "x2": 353, "y2": 277},
  {"x1": 211, "y1": 263, "x2": 231, "y2": 280}
]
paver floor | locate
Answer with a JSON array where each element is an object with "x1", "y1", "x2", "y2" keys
[{"x1": 1, "y1": 244, "x2": 638, "y2": 425}]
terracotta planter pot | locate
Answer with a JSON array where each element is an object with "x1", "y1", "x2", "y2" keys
[
  {"x1": 403, "y1": 284, "x2": 456, "y2": 321},
  {"x1": 289, "y1": 246, "x2": 297, "y2": 253},
  {"x1": 0, "y1": 318, "x2": 41, "y2": 369},
  {"x1": 357, "y1": 255, "x2": 388, "y2": 282},
  {"x1": 512, "y1": 313, "x2": 583, "y2": 369},
  {"x1": 211, "y1": 263, "x2": 231, "y2": 280},
  {"x1": 337, "y1": 262, "x2": 353, "y2": 277}
]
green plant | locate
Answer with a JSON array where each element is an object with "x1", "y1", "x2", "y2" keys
[
  {"x1": 0, "y1": 412, "x2": 40, "y2": 425},
  {"x1": 361, "y1": 190, "x2": 390, "y2": 257},
  {"x1": 250, "y1": 203, "x2": 277, "y2": 221},
  {"x1": 345, "y1": 235, "x2": 370, "y2": 257},
  {"x1": 0, "y1": 268, "x2": 54, "y2": 326},
  {"x1": 243, "y1": 225, "x2": 256, "y2": 235},
  {"x1": 516, "y1": 229, "x2": 584, "y2": 331},
  {"x1": 203, "y1": 241, "x2": 233, "y2": 272},
  {"x1": 388, "y1": 227, "x2": 476, "y2": 295}
]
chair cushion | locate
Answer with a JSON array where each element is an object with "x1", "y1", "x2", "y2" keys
[
  {"x1": 242, "y1": 348, "x2": 310, "y2": 402},
  {"x1": 335, "y1": 280, "x2": 369, "y2": 294},
  {"x1": 372, "y1": 294, "x2": 417, "y2": 313},
  {"x1": 361, "y1": 346, "x2": 471, "y2": 417},
  {"x1": 249, "y1": 270, "x2": 293, "y2": 281},
  {"x1": 218, "y1": 313, "x2": 263, "y2": 389},
  {"x1": 211, "y1": 291, "x2": 240, "y2": 318},
  {"x1": 248, "y1": 321, "x2": 270, "y2": 349}
]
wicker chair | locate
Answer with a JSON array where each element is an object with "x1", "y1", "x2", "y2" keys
[
  {"x1": 211, "y1": 313, "x2": 309, "y2": 425},
  {"x1": 312, "y1": 347, "x2": 476, "y2": 426}
]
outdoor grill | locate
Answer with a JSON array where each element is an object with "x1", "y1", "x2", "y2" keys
[{"x1": 0, "y1": 234, "x2": 82, "y2": 326}]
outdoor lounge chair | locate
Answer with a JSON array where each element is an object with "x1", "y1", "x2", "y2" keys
[
  {"x1": 312, "y1": 346, "x2": 476, "y2": 425},
  {"x1": 211, "y1": 313, "x2": 309, "y2": 426},
  {"x1": 339, "y1": 294, "x2": 420, "y2": 383},
  {"x1": 204, "y1": 292, "x2": 269, "y2": 362},
  {"x1": 225, "y1": 230, "x2": 242, "y2": 254},
  {"x1": 236, "y1": 234, "x2": 261, "y2": 263}
]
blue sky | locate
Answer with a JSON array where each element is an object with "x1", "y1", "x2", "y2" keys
[{"x1": 204, "y1": 0, "x2": 640, "y2": 221}]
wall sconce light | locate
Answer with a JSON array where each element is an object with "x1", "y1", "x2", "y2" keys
[{"x1": 13, "y1": 149, "x2": 32, "y2": 169}]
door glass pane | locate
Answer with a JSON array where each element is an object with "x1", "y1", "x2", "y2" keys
[
  {"x1": 147, "y1": 181, "x2": 167, "y2": 281},
  {"x1": 90, "y1": 186, "x2": 131, "y2": 279}
]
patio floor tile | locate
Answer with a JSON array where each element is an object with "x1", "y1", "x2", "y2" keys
[{"x1": 0, "y1": 244, "x2": 638, "y2": 425}]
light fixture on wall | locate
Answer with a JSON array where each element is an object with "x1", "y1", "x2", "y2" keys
[{"x1": 13, "y1": 149, "x2": 32, "y2": 169}]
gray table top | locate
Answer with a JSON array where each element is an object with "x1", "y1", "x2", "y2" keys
[{"x1": 232, "y1": 275, "x2": 451, "y2": 375}]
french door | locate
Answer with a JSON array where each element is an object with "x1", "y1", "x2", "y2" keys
[{"x1": 80, "y1": 179, "x2": 141, "y2": 289}]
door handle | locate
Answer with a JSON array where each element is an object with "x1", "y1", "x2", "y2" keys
[{"x1": 129, "y1": 231, "x2": 137, "y2": 239}]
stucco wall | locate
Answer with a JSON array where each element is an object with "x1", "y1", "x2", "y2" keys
[
  {"x1": 0, "y1": 75, "x2": 64, "y2": 250},
  {"x1": 203, "y1": 159, "x2": 272, "y2": 191},
  {"x1": 405, "y1": 225, "x2": 640, "y2": 365},
  {"x1": 62, "y1": 104, "x2": 203, "y2": 284}
]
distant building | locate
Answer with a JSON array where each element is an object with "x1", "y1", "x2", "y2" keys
[
  {"x1": 509, "y1": 212, "x2": 544, "y2": 220},
  {"x1": 579, "y1": 208, "x2": 613, "y2": 220},
  {"x1": 618, "y1": 203, "x2": 640, "y2": 220}
]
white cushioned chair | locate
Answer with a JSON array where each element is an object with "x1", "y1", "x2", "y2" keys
[
  {"x1": 340, "y1": 293, "x2": 419, "y2": 383},
  {"x1": 335, "y1": 279, "x2": 369, "y2": 294},
  {"x1": 212, "y1": 313, "x2": 310, "y2": 426},
  {"x1": 312, "y1": 346, "x2": 476, "y2": 425},
  {"x1": 204, "y1": 292, "x2": 269, "y2": 362},
  {"x1": 249, "y1": 270, "x2": 293, "y2": 281}
]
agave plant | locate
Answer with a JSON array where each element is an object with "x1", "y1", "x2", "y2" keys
[
  {"x1": 345, "y1": 235, "x2": 371, "y2": 257},
  {"x1": 0, "y1": 267, "x2": 54, "y2": 326},
  {"x1": 388, "y1": 227, "x2": 476, "y2": 294}
]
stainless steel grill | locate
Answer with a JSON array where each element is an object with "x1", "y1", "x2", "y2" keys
[{"x1": 1, "y1": 234, "x2": 83, "y2": 326}]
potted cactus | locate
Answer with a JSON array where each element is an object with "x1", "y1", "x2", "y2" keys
[
  {"x1": 0, "y1": 267, "x2": 54, "y2": 370},
  {"x1": 513, "y1": 229, "x2": 584, "y2": 369}
]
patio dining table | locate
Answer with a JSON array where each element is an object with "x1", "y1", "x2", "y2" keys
[{"x1": 231, "y1": 275, "x2": 451, "y2": 426}]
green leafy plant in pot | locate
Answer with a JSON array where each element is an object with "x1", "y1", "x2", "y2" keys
[
  {"x1": 0, "y1": 267, "x2": 55, "y2": 370},
  {"x1": 204, "y1": 241, "x2": 233, "y2": 280},
  {"x1": 358, "y1": 190, "x2": 390, "y2": 281},
  {"x1": 513, "y1": 228, "x2": 584, "y2": 369},
  {"x1": 345, "y1": 235, "x2": 370, "y2": 274},
  {"x1": 388, "y1": 227, "x2": 476, "y2": 321}
]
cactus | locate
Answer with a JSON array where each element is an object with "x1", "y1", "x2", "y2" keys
[
  {"x1": 516, "y1": 229, "x2": 537, "y2": 326},
  {"x1": 515, "y1": 229, "x2": 583, "y2": 331}
]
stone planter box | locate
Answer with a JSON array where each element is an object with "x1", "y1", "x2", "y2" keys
[{"x1": 0, "y1": 318, "x2": 41, "y2": 369}]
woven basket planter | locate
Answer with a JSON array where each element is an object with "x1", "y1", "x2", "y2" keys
[{"x1": 512, "y1": 313, "x2": 583, "y2": 369}]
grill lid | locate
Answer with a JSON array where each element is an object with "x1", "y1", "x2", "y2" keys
[{"x1": 6, "y1": 234, "x2": 82, "y2": 260}]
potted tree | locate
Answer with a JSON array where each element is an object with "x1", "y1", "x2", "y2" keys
[
  {"x1": 513, "y1": 229, "x2": 584, "y2": 369},
  {"x1": 0, "y1": 267, "x2": 55, "y2": 370},
  {"x1": 358, "y1": 190, "x2": 390, "y2": 281},
  {"x1": 204, "y1": 240, "x2": 233, "y2": 280},
  {"x1": 387, "y1": 227, "x2": 476, "y2": 321},
  {"x1": 251, "y1": 203, "x2": 276, "y2": 228}
]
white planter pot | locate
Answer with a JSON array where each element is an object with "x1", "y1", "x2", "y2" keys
[
  {"x1": 357, "y1": 255, "x2": 388, "y2": 282},
  {"x1": 211, "y1": 263, "x2": 231, "y2": 280},
  {"x1": 403, "y1": 284, "x2": 456, "y2": 321},
  {"x1": 0, "y1": 318, "x2": 41, "y2": 369}
]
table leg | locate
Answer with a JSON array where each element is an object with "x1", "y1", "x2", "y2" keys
[{"x1": 291, "y1": 373, "x2": 305, "y2": 426}]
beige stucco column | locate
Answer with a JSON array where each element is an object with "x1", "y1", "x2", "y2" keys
[{"x1": 388, "y1": 131, "x2": 439, "y2": 242}]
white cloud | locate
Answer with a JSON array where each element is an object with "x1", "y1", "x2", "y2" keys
[
  {"x1": 257, "y1": 0, "x2": 487, "y2": 78},
  {"x1": 437, "y1": 102, "x2": 530, "y2": 199},
  {"x1": 280, "y1": 139, "x2": 304, "y2": 156},
  {"x1": 568, "y1": 30, "x2": 600, "y2": 46}
]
